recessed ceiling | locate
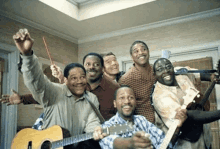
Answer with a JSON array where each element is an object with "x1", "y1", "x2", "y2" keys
[
  {"x1": 0, "y1": 0, "x2": 220, "y2": 44},
  {"x1": 39, "y1": 0, "x2": 156, "y2": 20}
]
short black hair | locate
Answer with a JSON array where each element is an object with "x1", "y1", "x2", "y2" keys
[
  {"x1": 83, "y1": 52, "x2": 104, "y2": 67},
  {"x1": 153, "y1": 58, "x2": 172, "y2": 73},
  {"x1": 114, "y1": 85, "x2": 133, "y2": 100},
  {"x1": 64, "y1": 63, "x2": 86, "y2": 78},
  {"x1": 130, "y1": 40, "x2": 149, "y2": 55}
]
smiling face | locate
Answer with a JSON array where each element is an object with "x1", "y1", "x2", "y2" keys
[
  {"x1": 66, "y1": 67, "x2": 87, "y2": 98},
  {"x1": 84, "y1": 55, "x2": 103, "y2": 82},
  {"x1": 114, "y1": 87, "x2": 136, "y2": 120},
  {"x1": 131, "y1": 43, "x2": 149, "y2": 67},
  {"x1": 154, "y1": 59, "x2": 175, "y2": 86},
  {"x1": 103, "y1": 55, "x2": 119, "y2": 75}
]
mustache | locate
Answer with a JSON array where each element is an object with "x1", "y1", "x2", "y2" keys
[{"x1": 86, "y1": 69, "x2": 97, "y2": 73}]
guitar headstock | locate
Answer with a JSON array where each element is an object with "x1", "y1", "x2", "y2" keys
[{"x1": 104, "y1": 122, "x2": 134, "y2": 135}]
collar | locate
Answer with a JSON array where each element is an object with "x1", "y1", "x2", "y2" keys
[
  {"x1": 155, "y1": 80, "x2": 177, "y2": 90},
  {"x1": 155, "y1": 75, "x2": 198, "y2": 93},
  {"x1": 87, "y1": 76, "x2": 106, "y2": 91},
  {"x1": 133, "y1": 63, "x2": 151, "y2": 71},
  {"x1": 115, "y1": 112, "x2": 134, "y2": 124}
]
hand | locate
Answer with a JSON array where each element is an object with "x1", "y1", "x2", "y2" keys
[
  {"x1": 211, "y1": 74, "x2": 220, "y2": 84},
  {"x1": 130, "y1": 131, "x2": 153, "y2": 149},
  {"x1": 93, "y1": 126, "x2": 108, "y2": 140},
  {"x1": 175, "y1": 108, "x2": 187, "y2": 127},
  {"x1": 0, "y1": 89, "x2": 22, "y2": 106},
  {"x1": 50, "y1": 64, "x2": 64, "y2": 83},
  {"x1": 13, "y1": 28, "x2": 34, "y2": 55}
]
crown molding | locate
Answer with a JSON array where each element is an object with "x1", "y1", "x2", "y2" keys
[
  {"x1": 67, "y1": 0, "x2": 79, "y2": 7},
  {"x1": 78, "y1": 8, "x2": 220, "y2": 44},
  {"x1": 0, "y1": 9, "x2": 79, "y2": 44}
]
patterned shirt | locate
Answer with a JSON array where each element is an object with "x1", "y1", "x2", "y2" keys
[
  {"x1": 119, "y1": 64, "x2": 156, "y2": 123},
  {"x1": 153, "y1": 71, "x2": 212, "y2": 149},
  {"x1": 99, "y1": 112, "x2": 175, "y2": 149},
  {"x1": 32, "y1": 113, "x2": 44, "y2": 130}
]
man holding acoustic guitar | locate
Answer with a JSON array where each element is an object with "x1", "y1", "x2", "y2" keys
[
  {"x1": 11, "y1": 28, "x2": 107, "y2": 148},
  {"x1": 152, "y1": 58, "x2": 220, "y2": 149}
]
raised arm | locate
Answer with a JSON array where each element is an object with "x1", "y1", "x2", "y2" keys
[{"x1": 13, "y1": 29, "x2": 57, "y2": 104}]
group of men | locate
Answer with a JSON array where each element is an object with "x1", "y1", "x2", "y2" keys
[{"x1": 1, "y1": 28, "x2": 220, "y2": 149}]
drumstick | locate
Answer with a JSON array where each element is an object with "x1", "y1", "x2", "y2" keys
[{"x1": 42, "y1": 36, "x2": 54, "y2": 65}]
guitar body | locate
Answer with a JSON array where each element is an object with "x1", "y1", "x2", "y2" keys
[
  {"x1": 180, "y1": 119, "x2": 203, "y2": 142},
  {"x1": 11, "y1": 123, "x2": 134, "y2": 149},
  {"x1": 180, "y1": 94, "x2": 210, "y2": 142},
  {"x1": 11, "y1": 125, "x2": 64, "y2": 149}
]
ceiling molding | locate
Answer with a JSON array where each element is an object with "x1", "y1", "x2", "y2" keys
[
  {"x1": 0, "y1": 9, "x2": 79, "y2": 44},
  {"x1": 67, "y1": 0, "x2": 100, "y2": 8},
  {"x1": 67, "y1": 0, "x2": 79, "y2": 7},
  {"x1": 79, "y1": 0, "x2": 101, "y2": 7},
  {"x1": 78, "y1": 8, "x2": 220, "y2": 44}
]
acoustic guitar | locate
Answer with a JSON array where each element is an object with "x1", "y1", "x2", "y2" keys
[{"x1": 11, "y1": 123, "x2": 134, "y2": 149}]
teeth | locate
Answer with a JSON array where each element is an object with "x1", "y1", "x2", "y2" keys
[
  {"x1": 89, "y1": 72, "x2": 96, "y2": 75},
  {"x1": 139, "y1": 56, "x2": 145, "y2": 59},
  {"x1": 123, "y1": 105, "x2": 131, "y2": 109},
  {"x1": 164, "y1": 76, "x2": 171, "y2": 80}
]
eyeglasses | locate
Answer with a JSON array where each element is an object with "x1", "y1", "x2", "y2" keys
[{"x1": 156, "y1": 65, "x2": 173, "y2": 72}]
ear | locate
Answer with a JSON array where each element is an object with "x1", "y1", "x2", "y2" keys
[
  {"x1": 113, "y1": 100, "x2": 116, "y2": 108},
  {"x1": 64, "y1": 77, "x2": 68, "y2": 84}
]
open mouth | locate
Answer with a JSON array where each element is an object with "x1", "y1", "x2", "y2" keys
[
  {"x1": 88, "y1": 71, "x2": 96, "y2": 76},
  {"x1": 163, "y1": 75, "x2": 171, "y2": 81},
  {"x1": 122, "y1": 105, "x2": 132, "y2": 110},
  {"x1": 138, "y1": 55, "x2": 146, "y2": 60}
]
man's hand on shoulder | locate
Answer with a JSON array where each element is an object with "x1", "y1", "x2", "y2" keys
[{"x1": 13, "y1": 28, "x2": 34, "y2": 55}]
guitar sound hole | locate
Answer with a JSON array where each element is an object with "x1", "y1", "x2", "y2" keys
[{"x1": 41, "y1": 140, "x2": 52, "y2": 149}]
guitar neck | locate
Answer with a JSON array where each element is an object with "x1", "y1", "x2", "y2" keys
[
  {"x1": 159, "y1": 120, "x2": 179, "y2": 149},
  {"x1": 199, "y1": 81, "x2": 216, "y2": 106},
  {"x1": 51, "y1": 129, "x2": 108, "y2": 148}
]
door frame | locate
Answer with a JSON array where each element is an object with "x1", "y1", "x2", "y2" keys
[{"x1": 0, "y1": 42, "x2": 19, "y2": 149}]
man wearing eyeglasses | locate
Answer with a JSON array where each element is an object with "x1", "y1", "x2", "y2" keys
[{"x1": 152, "y1": 58, "x2": 220, "y2": 149}]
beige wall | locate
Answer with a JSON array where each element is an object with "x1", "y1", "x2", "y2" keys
[
  {"x1": 0, "y1": 15, "x2": 78, "y2": 127},
  {"x1": 78, "y1": 15, "x2": 220, "y2": 68},
  {"x1": 1, "y1": 13, "x2": 220, "y2": 127}
]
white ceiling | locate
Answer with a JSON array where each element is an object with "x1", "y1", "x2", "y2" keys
[{"x1": 0, "y1": 0, "x2": 220, "y2": 44}]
